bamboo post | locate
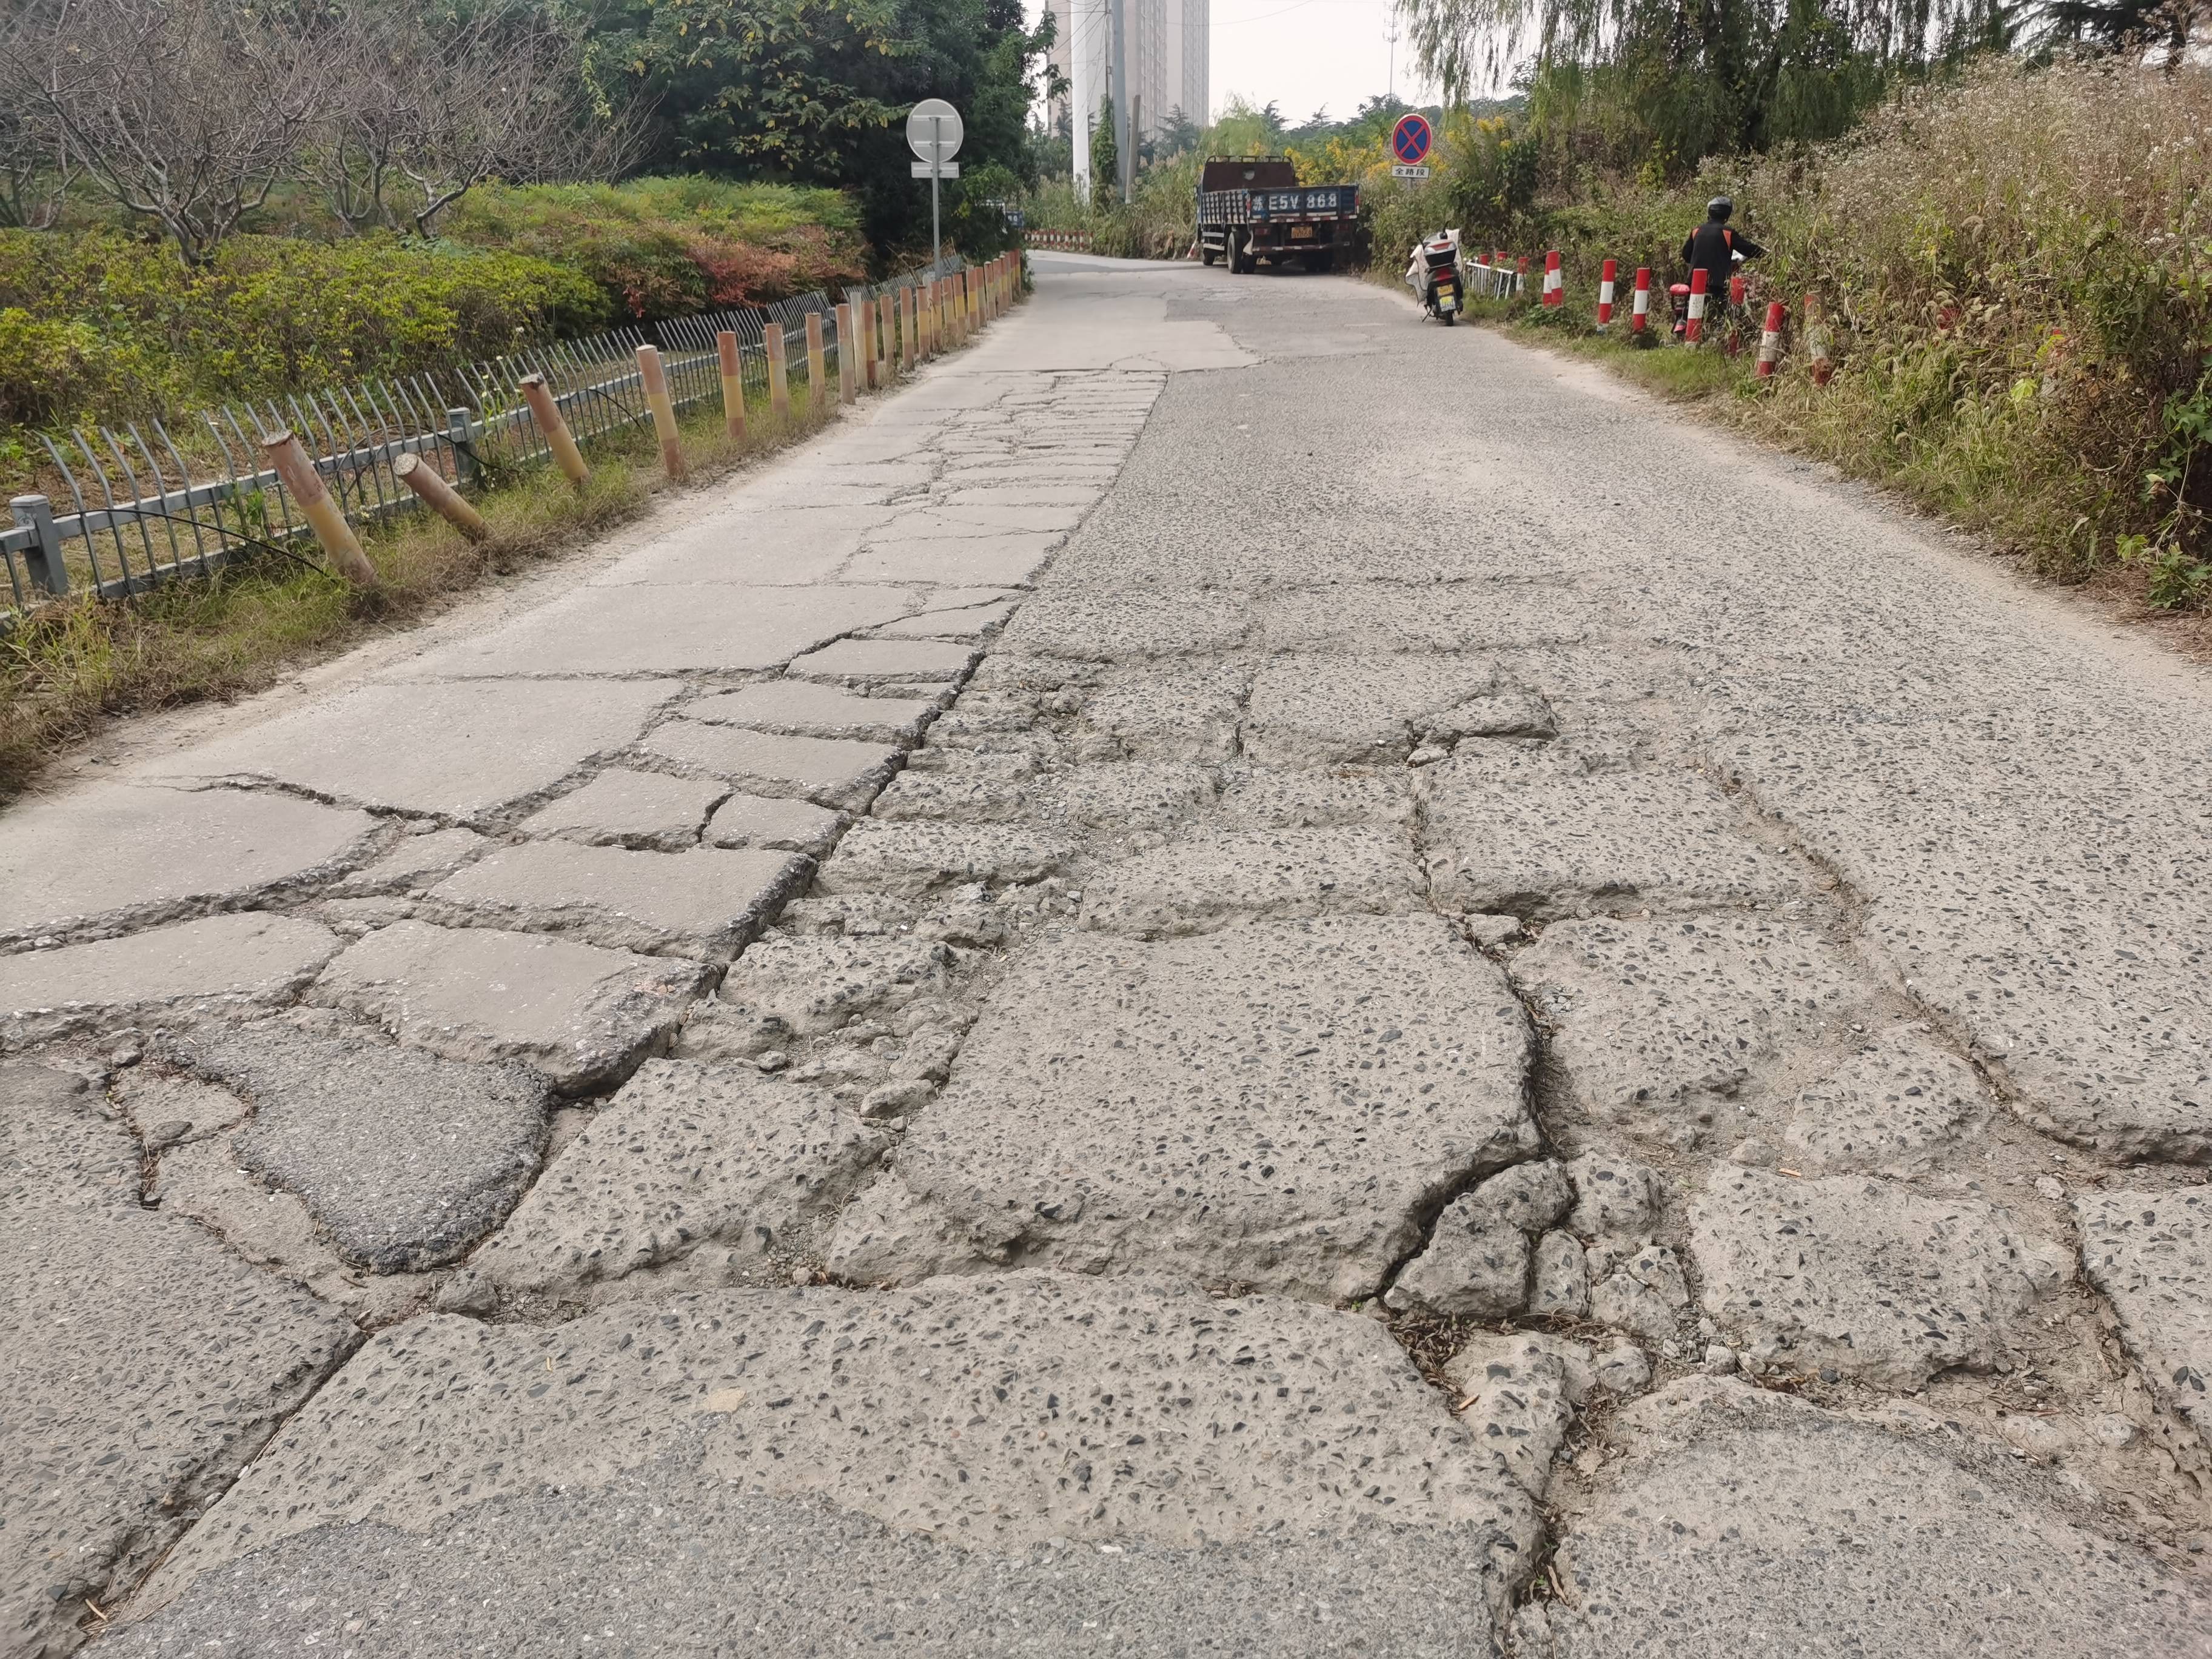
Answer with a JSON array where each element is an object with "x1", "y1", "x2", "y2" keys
[
  {"x1": 765, "y1": 321, "x2": 792, "y2": 421},
  {"x1": 805, "y1": 310, "x2": 826, "y2": 414},
  {"x1": 518, "y1": 374, "x2": 590, "y2": 485},
  {"x1": 635, "y1": 345, "x2": 685, "y2": 478},
  {"x1": 902, "y1": 286, "x2": 917, "y2": 369},
  {"x1": 393, "y1": 452, "x2": 486, "y2": 540},
  {"x1": 860, "y1": 298, "x2": 879, "y2": 389},
  {"x1": 263, "y1": 431, "x2": 378, "y2": 588},
  {"x1": 877, "y1": 293, "x2": 894, "y2": 383},
  {"x1": 835, "y1": 303, "x2": 857, "y2": 404},
  {"x1": 717, "y1": 330, "x2": 748, "y2": 440}
]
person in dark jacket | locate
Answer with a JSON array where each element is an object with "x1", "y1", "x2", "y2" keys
[{"x1": 1681, "y1": 196, "x2": 1763, "y2": 297}]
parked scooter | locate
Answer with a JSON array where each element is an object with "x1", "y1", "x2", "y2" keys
[{"x1": 1405, "y1": 230, "x2": 1464, "y2": 324}]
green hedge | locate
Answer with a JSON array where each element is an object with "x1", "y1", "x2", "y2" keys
[{"x1": 0, "y1": 231, "x2": 604, "y2": 430}]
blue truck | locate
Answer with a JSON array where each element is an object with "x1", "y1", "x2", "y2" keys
[{"x1": 1196, "y1": 156, "x2": 1359, "y2": 274}]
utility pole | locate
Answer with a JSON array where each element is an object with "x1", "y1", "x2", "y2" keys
[
  {"x1": 1110, "y1": 0, "x2": 1130, "y2": 204},
  {"x1": 1072, "y1": 0, "x2": 1091, "y2": 195},
  {"x1": 1388, "y1": 21, "x2": 1398, "y2": 105}
]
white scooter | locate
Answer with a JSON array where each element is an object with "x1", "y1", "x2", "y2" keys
[{"x1": 1406, "y1": 229, "x2": 1464, "y2": 324}]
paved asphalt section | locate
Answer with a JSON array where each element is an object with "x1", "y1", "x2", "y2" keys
[{"x1": 5, "y1": 252, "x2": 2211, "y2": 1658}]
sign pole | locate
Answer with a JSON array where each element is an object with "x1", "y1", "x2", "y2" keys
[{"x1": 931, "y1": 116, "x2": 943, "y2": 270}]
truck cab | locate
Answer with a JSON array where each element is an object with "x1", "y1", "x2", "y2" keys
[{"x1": 1196, "y1": 156, "x2": 1359, "y2": 273}]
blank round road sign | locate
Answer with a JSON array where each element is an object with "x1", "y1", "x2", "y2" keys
[
  {"x1": 1391, "y1": 113, "x2": 1433, "y2": 166},
  {"x1": 907, "y1": 99, "x2": 964, "y2": 161}
]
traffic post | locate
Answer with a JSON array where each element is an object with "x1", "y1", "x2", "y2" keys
[
  {"x1": 1805, "y1": 293, "x2": 1835, "y2": 384},
  {"x1": 1543, "y1": 250, "x2": 1562, "y2": 307},
  {"x1": 765, "y1": 321, "x2": 791, "y2": 421},
  {"x1": 717, "y1": 330, "x2": 747, "y2": 440},
  {"x1": 1686, "y1": 269, "x2": 1709, "y2": 343},
  {"x1": 907, "y1": 99, "x2": 963, "y2": 270},
  {"x1": 1757, "y1": 300, "x2": 1787, "y2": 378},
  {"x1": 1597, "y1": 259, "x2": 1617, "y2": 328},
  {"x1": 1631, "y1": 267, "x2": 1652, "y2": 335}
]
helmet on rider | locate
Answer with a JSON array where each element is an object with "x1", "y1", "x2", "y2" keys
[{"x1": 1706, "y1": 196, "x2": 1734, "y2": 223}]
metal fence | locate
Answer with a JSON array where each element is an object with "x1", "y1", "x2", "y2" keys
[{"x1": 1, "y1": 255, "x2": 968, "y2": 624}]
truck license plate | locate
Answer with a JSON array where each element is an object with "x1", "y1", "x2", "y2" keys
[{"x1": 1289, "y1": 224, "x2": 1314, "y2": 240}]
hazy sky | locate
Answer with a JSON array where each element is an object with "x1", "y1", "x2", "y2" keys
[
  {"x1": 1026, "y1": 0, "x2": 1446, "y2": 127},
  {"x1": 1207, "y1": 0, "x2": 1440, "y2": 124}
]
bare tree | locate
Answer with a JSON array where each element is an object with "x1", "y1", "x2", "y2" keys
[
  {"x1": 311, "y1": 5, "x2": 652, "y2": 238},
  {"x1": 0, "y1": 1, "x2": 73, "y2": 230},
  {"x1": 35, "y1": 0, "x2": 327, "y2": 263}
]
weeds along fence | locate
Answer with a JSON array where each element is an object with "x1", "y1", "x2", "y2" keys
[{"x1": 0, "y1": 256, "x2": 968, "y2": 626}]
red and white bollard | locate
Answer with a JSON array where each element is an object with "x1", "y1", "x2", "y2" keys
[
  {"x1": 1543, "y1": 250, "x2": 1563, "y2": 307},
  {"x1": 1755, "y1": 300, "x2": 1786, "y2": 377},
  {"x1": 1686, "y1": 269, "x2": 1709, "y2": 343},
  {"x1": 1805, "y1": 293, "x2": 1834, "y2": 385},
  {"x1": 1597, "y1": 258, "x2": 1617, "y2": 328},
  {"x1": 1729, "y1": 271, "x2": 1747, "y2": 308},
  {"x1": 1723, "y1": 272, "x2": 1749, "y2": 354},
  {"x1": 1631, "y1": 266, "x2": 1651, "y2": 334}
]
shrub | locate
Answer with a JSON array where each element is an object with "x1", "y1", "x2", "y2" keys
[
  {"x1": 0, "y1": 229, "x2": 603, "y2": 432},
  {"x1": 437, "y1": 178, "x2": 865, "y2": 318}
]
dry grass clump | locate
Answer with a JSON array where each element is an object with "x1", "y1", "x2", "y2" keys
[{"x1": 1469, "y1": 60, "x2": 2212, "y2": 611}]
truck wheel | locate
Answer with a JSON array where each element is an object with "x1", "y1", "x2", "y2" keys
[
  {"x1": 1227, "y1": 239, "x2": 1244, "y2": 274},
  {"x1": 1201, "y1": 244, "x2": 1218, "y2": 266}
]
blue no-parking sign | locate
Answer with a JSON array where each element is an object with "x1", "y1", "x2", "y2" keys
[{"x1": 1391, "y1": 113, "x2": 1433, "y2": 167}]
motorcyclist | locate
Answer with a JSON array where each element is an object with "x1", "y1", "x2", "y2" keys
[{"x1": 1681, "y1": 196, "x2": 1763, "y2": 313}]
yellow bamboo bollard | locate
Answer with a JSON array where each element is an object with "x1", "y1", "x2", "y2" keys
[
  {"x1": 635, "y1": 345, "x2": 685, "y2": 479},
  {"x1": 835, "y1": 303, "x2": 857, "y2": 404},
  {"x1": 717, "y1": 330, "x2": 747, "y2": 441},
  {"x1": 877, "y1": 293, "x2": 894, "y2": 383},
  {"x1": 902, "y1": 286, "x2": 918, "y2": 369},
  {"x1": 518, "y1": 374, "x2": 590, "y2": 486},
  {"x1": 765, "y1": 321, "x2": 792, "y2": 422},
  {"x1": 392, "y1": 451, "x2": 486, "y2": 540},
  {"x1": 263, "y1": 431, "x2": 379, "y2": 588},
  {"x1": 805, "y1": 310, "x2": 827, "y2": 414}
]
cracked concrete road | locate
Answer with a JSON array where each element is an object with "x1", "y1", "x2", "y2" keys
[{"x1": 6, "y1": 254, "x2": 2211, "y2": 1658}]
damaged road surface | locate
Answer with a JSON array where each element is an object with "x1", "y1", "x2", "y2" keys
[{"x1": 7, "y1": 255, "x2": 2212, "y2": 1658}]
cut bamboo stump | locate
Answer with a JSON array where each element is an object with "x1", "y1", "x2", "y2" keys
[
  {"x1": 518, "y1": 374, "x2": 590, "y2": 485},
  {"x1": 263, "y1": 431, "x2": 378, "y2": 588},
  {"x1": 805, "y1": 312, "x2": 827, "y2": 414},
  {"x1": 392, "y1": 452, "x2": 486, "y2": 540},
  {"x1": 717, "y1": 330, "x2": 747, "y2": 441},
  {"x1": 636, "y1": 345, "x2": 685, "y2": 478}
]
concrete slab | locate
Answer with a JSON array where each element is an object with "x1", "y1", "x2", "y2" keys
[
  {"x1": 591, "y1": 506, "x2": 893, "y2": 586},
  {"x1": 466, "y1": 1061, "x2": 884, "y2": 1304},
  {"x1": 125, "y1": 1274, "x2": 1537, "y2": 1651},
  {"x1": 1691, "y1": 1168, "x2": 2072, "y2": 1388},
  {"x1": 131, "y1": 679, "x2": 681, "y2": 819},
  {"x1": 2075, "y1": 1187, "x2": 2212, "y2": 1450},
  {"x1": 517, "y1": 769, "x2": 727, "y2": 848},
  {"x1": 999, "y1": 589, "x2": 1253, "y2": 661},
  {"x1": 702, "y1": 792, "x2": 843, "y2": 853},
  {"x1": 825, "y1": 917, "x2": 1537, "y2": 1299},
  {"x1": 1775, "y1": 1023, "x2": 1990, "y2": 1176},
  {"x1": 682, "y1": 681, "x2": 937, "y2": 743},
  {"x1": 329, "y1": 826, "x2": 491, "y2": 895},
  {"x1": 842, "y1": 534, "x2": 1065, "y2": 586},
  {"x1": 1244, "y1": 654, "x2": 1496, "y2": 765},
  {"x1": 1421, "y1": 751, "x2": 1803, "y2": 918},
  {"x1": 309, "y1": 920, "x2": 709, "y2": 1093},
  {"x1": 1, "y1": 913, "x2": 343, "y2": 1040},
  {"x1": 395, "y1": 585, "x2": 916, "y2": 678},
  {"x1": 814, "y1": 820, "x2": 1081, "y2": 895},
  {"x1": 638, "y1": 722, "x2": 900, "y2": 811},
  {"x1": 1079, "y1": 827, "x2": 1426, "y2": 936},
  {"x1": 423, "y1": 841, "x2": 805, "y2": 957},
  {"x1": 2, "y1": 1064, "x2": 358, "y2": 1657},
  {"x1": 1510, "y1": 914, "x2": 1891, "y2": 1151},
  {"x1": 0, "y1": 784, "x2": 372, "y2": 942},
  {"x1": 788, "y1": 638, "x2": 979, "y2": 682},
  {"x1": 161, "y1": 1014, "x2": 548, "y2": 1272},
  {"x1": 1542, "y1": 1379, "x2": 2210, "y2": 1658}
]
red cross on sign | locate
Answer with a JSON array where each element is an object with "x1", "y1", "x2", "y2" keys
[{"x1": 1392, "y1": 113, "x2": 1433, "y2": 167}]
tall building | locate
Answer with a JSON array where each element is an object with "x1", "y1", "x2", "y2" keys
[{"x1": 1045, "y1": 0, "x2": 1208, "y2": 182}]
